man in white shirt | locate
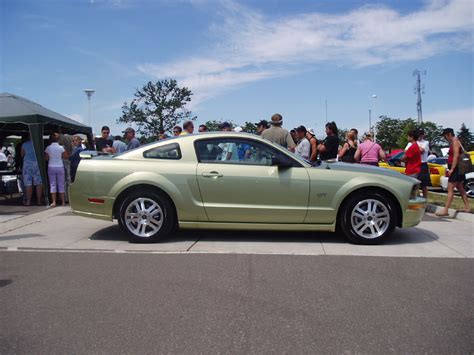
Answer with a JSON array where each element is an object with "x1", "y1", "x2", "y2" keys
[{"x1": 295, "y1": 126, "x2": 310, "y2": 160}]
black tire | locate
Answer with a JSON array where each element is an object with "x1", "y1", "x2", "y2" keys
[
  {"x1": 338, "y1": 192, "x2": 396, "y2": 245},
  {"x1": 464, "y1": 178, "x2": 474, "y2": 198},
  {"x1": 118, "y1": 189, "x2": 175, "y2": 243}
]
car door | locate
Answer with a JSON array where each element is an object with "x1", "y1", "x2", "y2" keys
[{"x1": 194, "y1": 137, "x2": 310, "y2": 223}]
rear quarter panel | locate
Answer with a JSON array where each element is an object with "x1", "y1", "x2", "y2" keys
[{"x1": 70, "y1": 157, "x2": 207, "y2": 221}]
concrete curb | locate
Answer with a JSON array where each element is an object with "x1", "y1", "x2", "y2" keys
[{"x1": 426, "y1": 204, "x2": 473, "y2": 222}]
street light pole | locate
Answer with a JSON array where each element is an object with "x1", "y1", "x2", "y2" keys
[
  {"x1": 369, "y1": 109, "x2": 371, "y2": 134},
  {"x1": 84, "y1": 89, "x2": 95, "y2": 129},
  {"x1": 372, "y1": 94, "x2": 377, "y2": 140}
]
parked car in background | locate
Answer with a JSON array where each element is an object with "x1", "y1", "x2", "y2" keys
[
  {"x1": 379, "y1": 151, "x2": 446, "y2": 187},
  {"x1": 440, "y1": 151, "x2": 474, "y2": 198},
  {"x1": 70, "y1": 133, "x2": 426, "y2": 245},
  {"x1": 428, "y1": 156, "x2": 448, "y2": 166}
]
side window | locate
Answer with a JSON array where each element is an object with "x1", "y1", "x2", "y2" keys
[
  {"x1": 195, "y1": 138, "x2": 296, "y2": 166},
  {"x1": 143, "y1": 143, "x2": 181, "y2": 160}
]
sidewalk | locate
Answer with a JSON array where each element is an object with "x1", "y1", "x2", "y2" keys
[{"x1": 1, "y1": 204, "x2": 472, "y2": 258}]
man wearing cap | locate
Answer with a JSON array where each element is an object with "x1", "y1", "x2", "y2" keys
[
  {"x1": 255, "y1": 120, "x2": 269, "y2": 136},
  {"x1": 124, "y1": 127, "x2": 140, "y2": 151},
  {"x1": 295, "y1": 126, "x2": 310, "y2": 160},
  {"x1": 436, "y1": 128, "x2": 470, "y2": 216},
  {"x1": 261, "y1": 113, "x2": 296, "y2": 152}
]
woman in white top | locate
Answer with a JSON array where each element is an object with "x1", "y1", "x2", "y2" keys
[{"x1": 45, "y1": 133, "x2": 68, "y2": 207}]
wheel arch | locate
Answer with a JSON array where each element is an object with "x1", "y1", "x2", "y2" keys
[
  {"x1": 112, "y1": 184, "x2": 178, "y2": 222},
  {"x1": 336, "y1": 186, "x2": 403, "y2": 228}
]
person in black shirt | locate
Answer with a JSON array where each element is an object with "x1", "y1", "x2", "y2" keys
[
  {"x1": 317, "y1": 121, "x2": 340, "y2": 160},
  {"x1": 95, "y1": 126, "x2": 115, "y2": 153}
]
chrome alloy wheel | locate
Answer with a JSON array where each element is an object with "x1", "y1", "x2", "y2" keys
[
  {"x1": 124, "y1": 197, "x2": 164, "y2": 237},
  {"x1": 350, "y1": 199, "x2": 390, "y2": 239}
]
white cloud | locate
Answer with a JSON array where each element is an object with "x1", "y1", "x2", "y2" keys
[
  {"x1": 425, "y1": 107, "x2": 473, "y2": 129},
  {"x1": 137, "y1": 0, "x2": 473, "y2": 105}
]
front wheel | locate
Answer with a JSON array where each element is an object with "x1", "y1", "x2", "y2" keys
[
  {"x1": 118, "y1": 190, "x2": 175, "y2": 243},
  {"x1": 339, "y1": 192, "x2": 396, "y2": 244}
]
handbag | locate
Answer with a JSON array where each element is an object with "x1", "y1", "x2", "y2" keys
[{"x1": 458, "y1": 142, "x2": 473, "y2": 174}]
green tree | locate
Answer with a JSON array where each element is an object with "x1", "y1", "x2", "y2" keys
[
  {"x1": 242, "y1": 121, "x2": 257, "y2": 134},
  {"x1": 396, "y1": 118, "x2": 417, "y2": 148},
  {"x1": 338, "y1": 128, "x2": 348, "y2": 145},
  {"x1": 204, "y1": 120, "x2": 235, "y2": 131},
  {"x1": 457, "y1": 123, "x2": 474, "y2": 151},
  {"x1": 419, "y1": 121, "x2": 444, "y2": 151},
  {"x1": 118, "y1": 79, "x2": 196, "y2": 137},
  {"x1": 375, "y1": 116, "x2": 406, "y2": 151}
]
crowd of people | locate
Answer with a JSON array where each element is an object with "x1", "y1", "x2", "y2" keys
[
  {"x1": 2, "y1": 114, "x2": 470, "y2": 213},
  {"x1": 5, "y1": 125, "x2": 140, "y2": 207}
]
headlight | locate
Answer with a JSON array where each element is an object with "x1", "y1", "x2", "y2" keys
[{"x1": 410, "y1": 184, "x2": 419, "y2": 199}]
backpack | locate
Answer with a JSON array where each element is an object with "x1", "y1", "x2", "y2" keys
[{"x1": 458, "y1": 143, "x2": 473, "y2": 174}]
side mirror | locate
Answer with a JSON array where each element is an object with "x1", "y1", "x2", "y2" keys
[{"x1": 271, "y1": 156, "x2": 293, "y2": 168}]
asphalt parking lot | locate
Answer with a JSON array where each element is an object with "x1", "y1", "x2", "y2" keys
[{"x1": 1, "y1": 205, "x2": 472, "y2": 353}]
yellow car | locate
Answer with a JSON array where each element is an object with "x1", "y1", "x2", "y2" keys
[{"x1": 379, "y1": 151, "x2": 446, "y2": 187}]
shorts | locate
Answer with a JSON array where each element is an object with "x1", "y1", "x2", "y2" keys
[
  {"x1": 448, "y1": 164, "x2": 466, "y2": 183},
  {"x1": 360, "y1": 161, "x2": 379, "y2": 167},
  {"x1": 22, "y1": 160, "x2": 42, "y2": 186},
  {"x1": 417, "y1": 163, "x2": 431, "y2": 187}
]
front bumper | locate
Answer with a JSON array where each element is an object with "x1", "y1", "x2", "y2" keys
[{"x1": 402, "y1": 196, "x2": 426, "y2": 228}]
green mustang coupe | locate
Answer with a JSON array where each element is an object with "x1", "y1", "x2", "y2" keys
[{"x1": 70, "y1": 132, "x2": 426, "y2": 244}]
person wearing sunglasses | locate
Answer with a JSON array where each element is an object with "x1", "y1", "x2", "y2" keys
[{"x1": 95, "y1": 126, "x2": 115, "y2": 154}]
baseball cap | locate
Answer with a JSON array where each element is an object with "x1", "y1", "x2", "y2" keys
[
  {"x1": 234, "y1": 126, "x2": 243, "y2": 132},
  {"x1": 255, "y1": 120, "x2": 269, "y2": 128},
  {"x1": 295, "y1": 125, "x2": 307, "y2": 133},
  {"x1": 307, "y1": 127, "x2": 315, "y2": 135},
  {"x1": 441, "y1": 128, "x2": 454, "y2": 136},
  {"x1": 123, "y1": 127, "x2": 135, "y2": 134}
]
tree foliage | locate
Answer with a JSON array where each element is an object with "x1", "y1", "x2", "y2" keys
[
  {"x1": 242, "y1": 121, "x2": 257, "y2": 134},
  {"x1": 375, "y1": 116, "x2": 407, "y2": 151},
  {"x1": 376, "y1": 116, "x2": 444, "y2": 151},
  {"x1": 457, "y1": 123, "x2": 474, "y2": 151},
  {"x1": 338, "y1": 128, "x2": 348, "y2": 144},
  {"x1": 118, "y1": 80, "x2": 196, "y2": 137}
]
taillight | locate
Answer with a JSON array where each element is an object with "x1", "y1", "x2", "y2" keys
[{"x1": 429, "y1": 167, "x2": 439, "y2": 175}]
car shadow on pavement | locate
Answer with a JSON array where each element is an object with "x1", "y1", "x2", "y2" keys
[{"x1": 89, "y1": 225, "x2": 439, "y2": 245}]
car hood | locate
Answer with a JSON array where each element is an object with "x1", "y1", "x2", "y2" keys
[{"x1": 317, "y1": 161, "x2": 418, "y2": 183}]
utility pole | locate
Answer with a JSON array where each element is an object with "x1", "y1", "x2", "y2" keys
[
  {"x1": 325, "y1": 99, "x2": 328, "y2": 123},
  {"x1": 369, "y1": 109, "x2": 372, "y2": 134},
  {"x1": 413, "y1": 70, "x2": 426, "y2": 125}
]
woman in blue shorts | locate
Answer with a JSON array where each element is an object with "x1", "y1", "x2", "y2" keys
[{"x1": 21, "y1": 136, "x2": 43, "y2": 206}]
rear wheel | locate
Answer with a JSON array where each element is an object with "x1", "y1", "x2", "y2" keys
[
  {"x1": 118, "y1": 190, "x2": 175, "y2": 243},
  {"x1": 339, "y1": 192, "x2": 396, "y2": 244}
]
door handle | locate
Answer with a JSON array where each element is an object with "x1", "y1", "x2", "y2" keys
[{"x1": 202, "y1": 171, "x2": 223, "y2": 178}]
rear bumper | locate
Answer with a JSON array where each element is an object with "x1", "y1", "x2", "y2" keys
[{"x1": 402, "y1": 197, "x2": 426, "y2": 228}]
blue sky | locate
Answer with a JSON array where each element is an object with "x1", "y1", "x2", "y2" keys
[{"x1": 1, "y1": 0, "x2": 473, "y2": 138}]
